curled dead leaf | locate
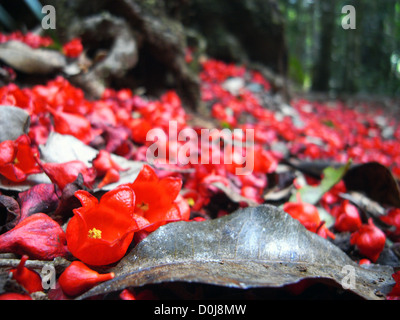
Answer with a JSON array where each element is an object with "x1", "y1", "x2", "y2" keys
[{"x1": 78, "y1": 205, "x2": 394, "y2": 300}]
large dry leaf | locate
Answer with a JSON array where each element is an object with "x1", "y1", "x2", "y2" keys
[
  {"x1": 283, "y1": 159, "x2": 400, "y2": 208},
  {"x1": 343, "y1": 162, "x2": 400, "y2": 208},
  {"x1": 79, "y1": 205, "x2": 395, "y2": 300}
]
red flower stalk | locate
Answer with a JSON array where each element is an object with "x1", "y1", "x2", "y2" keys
[
  {"x1": 350, "y1": 218, "x2": 386, "y2": 262},
  {"x1": 0, "y1": 135, "x2": 41, "y2": 182},
  {"x1": 66, "y1": 186, "x2": 149, "y2": 266},
  {"x1": 125, "y1": 164, "x2": 190, "y2": 232},
  {"x1": 58, "y1": 261, "x2": 114, "y2": 297},
  {"x1": 283, "y1": 195, "x2": 335, "y2": 239},
  {"x1": 9, "y1": 255, "x2": 42, "y2": 293},
  {"x1": 333, "y1": 200, "x2": 362, "y2": 233},
  {"x1": 39, "y1": 160, "x2": 96, "y2": 191},
  {"x1": 0, "y1": 213, "x2": 68, "y2": 260}
]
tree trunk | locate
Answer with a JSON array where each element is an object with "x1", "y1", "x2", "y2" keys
[{"x1": 312, "y1": 0, "x2": 336, "y2": 92}]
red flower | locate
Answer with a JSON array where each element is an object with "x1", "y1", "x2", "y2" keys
[
  {"x1": 0, "y1": 293, "x2": 32, "y2": 300},
  {"x1": 359, "y1": 259, "x2": 371, "y2": 265},
  {"x1": 0, "y1": 135, "x2": 41, "y2": 182},
  {"x1": 66, "y1": 186, "x2": 149, "y2": 266},
  {"x1": 380, "y1": 208, "x2": 400, "y2": 241},
  {"x1": 17, "y1": 183, "x2": 59, "y2": 222},
  {"x1": 283, "y1": 196, "x2": 335, "y2": 239},
  {"x1": 127, "y1": 118, "x2": 153, "y2": 144},
  {"x1": 125, "y1": 164, "x2": 189, "y2": 232},
  {"x1": 48, "y1": 107, "x2": 100, "y2": 144},
  {"x1": 92, "y1": 150, "x2": 125, "y2": 188},
  {"x1": 350, "y1": 218, "x2": 386, "y2": 262},
  {"x1": 58, "y1": 261, "x2": 114, "y2": 297},
  {"x1": 387, "y1": 271, "x2": 400, "y2": 300},
  {"x1": 62, "y1": 38, "x2": 83, "y2": 58},
  {"x1": 0, "y1": 213, "x2": 68, "y2": 260},
  {"x1": 333, "y1": 200, "x2": 362, "y2": 233},
  {"x1": 119, "y1": 288, "x2": 157, "y2": 300},
  {"x1": 9, "y1": 255, "x2": 42, "y2": 293},
  {"x1": 251, "y1": 146, "x2": 278, "y2": 174}
]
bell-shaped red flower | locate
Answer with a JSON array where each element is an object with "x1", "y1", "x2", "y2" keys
[
  {"x1": 0, "y1": 135, "x2": 41, "y2": 182},
  {"x1": 333, "y1": 200, "x2": 362, "y2": 233},
  {"x1": 0, "y1": 213, "x2": 68, "y2": 260},
  {"x1": 350, "y1": 218, "x2": 386, "y2": 262},
  {"x1": 9, "y1": 255, "x2": 42, "y2": 293},
  {"x1": 66, "y1": 186, "x2": 149, "y2": 266},
  {"x1": 283, "y1": 195, "x2": 335, "y2": 239},
  {"x1": 58, "y1": 261, "x2": 114, "y2": 297},
  {"x1": 125, "y1": 164, "x2": 190, "y2": 232}
]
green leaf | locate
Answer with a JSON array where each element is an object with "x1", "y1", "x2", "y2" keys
[{"x1": 290, "y1": 160, "x2": 352, "y2": 205}]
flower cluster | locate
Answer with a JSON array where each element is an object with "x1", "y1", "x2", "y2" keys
[{"x1": 0, "y1": 31, "x2": 53, "y2": 48}]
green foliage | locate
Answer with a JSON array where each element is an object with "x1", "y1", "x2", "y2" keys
[
  {"x1": 279, "y1": 0, "x2": 400, "y2": 97},
  {"x1": 290, "y1": 160, "x2": 352, "y2": 205}
]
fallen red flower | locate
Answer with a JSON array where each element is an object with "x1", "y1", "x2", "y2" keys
[
  {"x1": 332, "y1": 200, "x2": 362, "y2": 233},
  {"x1": 124, "y1": 164, "x2": 190, "y2": 232},
  {"x1": 62, "y1": 38, "x2": 83, "y2": 58},
  {"x1": 38, "y1": 160, "x2": 96, "y2": 191},
  {"x1": 66, "y1": 186, "x2": 149, "y2": 266},
  {"x1": 350, "y1": 218, "x2": 386, "y2": 262},
  {"x1": 47, "y1": 107, "x2": 100, "y2": 145},
  {"x1": 17, "y1": 183, "x2": 59, "y2": 222},
  {"x1": 9, "y1": 255, "x2": 42, "y2": 293},
  {"x1": 58, "y1": 261, "x2": 114, "y2": 297},
  {"x1": 0, "y1": 135, "x2": 41, "y2": 182},
  {"x1": 283, "y1": 196, "x2": 335, "y2": 240},
  {"x1": 92, "y1": 150, "x2": 126, "y2": 188},
  {"x1": 0, "y1": 213, "x2": 68, "y2": 260},
  {"x1": 0, "y1": 293, "x2": 32, "y2": 300},
  {"x1": 387, "y1": 271, "x2": 400, "y2": 300},
  {"x1": 380, "y1": 208, "x2": 400, "y2": 242}
]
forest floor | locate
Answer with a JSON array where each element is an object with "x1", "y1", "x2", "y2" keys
[{"x1": 0, "y1": 34, "x2": 399, "y2": 302}]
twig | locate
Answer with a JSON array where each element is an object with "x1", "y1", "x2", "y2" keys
[{"x1": 0, "y1": 257, "x2": 71, "y2": 274}]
